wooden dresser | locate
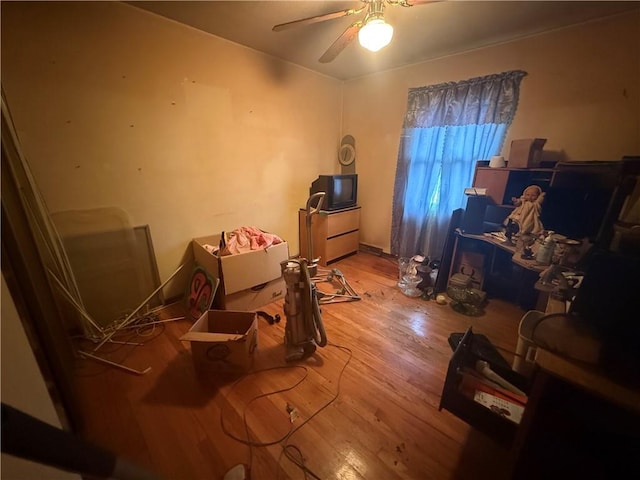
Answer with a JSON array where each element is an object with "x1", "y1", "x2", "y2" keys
[{"x1": 298, "y1": 206, "x2": 360, "y2": 266}]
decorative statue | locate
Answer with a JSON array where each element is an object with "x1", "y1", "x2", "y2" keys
[{"x1": 506, "y1": 184, "x2": 545, "y2": 235}]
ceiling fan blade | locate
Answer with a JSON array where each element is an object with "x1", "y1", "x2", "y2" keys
[
  {"x1": 319, "y1": 21, "x2": 363, "y2": 64},
  {"x1": 273, "y1": 5, "x2": 367, "y2": 32}
]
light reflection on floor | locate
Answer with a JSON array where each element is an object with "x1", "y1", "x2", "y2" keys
[
  {"x1": 408, "y1": 311, "x2": 428, "y2": 337},
  {"x1": 334, "y1": 448, "x2": 366, "y2": 480}
]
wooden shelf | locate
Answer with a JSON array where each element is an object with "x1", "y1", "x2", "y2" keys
[{"x1": 473, "y1": 166, "x2": 554, "y2": 206}]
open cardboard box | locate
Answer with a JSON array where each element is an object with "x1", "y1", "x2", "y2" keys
[
  {"x1": 181, "y1": 310, "x2": 258, "y2": 373},
  {"x1": 192, "y1": 233, "x2": 289, "y2": 310}
]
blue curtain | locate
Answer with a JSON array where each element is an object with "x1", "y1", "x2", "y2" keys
[{"x1": 391, "y1": 71, "x2": 526, "y2": 259}]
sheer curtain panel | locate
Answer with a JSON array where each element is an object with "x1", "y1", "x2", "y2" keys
[{"x1": 391, "y1": 70, "x2": 527, "y2": 259}]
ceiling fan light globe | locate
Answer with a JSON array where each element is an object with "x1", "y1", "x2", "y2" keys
[{"x1": 358, "y1": 19, "x2": 393, "y2": 52}]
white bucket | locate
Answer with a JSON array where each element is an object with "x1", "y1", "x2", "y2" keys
[{"x1": 513, "y1": 310, "x2": 545, "y2": 376}]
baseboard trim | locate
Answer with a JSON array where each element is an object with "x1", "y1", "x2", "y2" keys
[
  {"x1": 358, "y1": 243, "x2": 383, "y2": 256},
  {"x1": 359, "y1": 243, "x2": 396, "y2": 260}
]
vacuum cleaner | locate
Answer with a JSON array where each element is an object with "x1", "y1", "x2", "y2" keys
[
  {"x1": 223, "y1": 194, "x2": 329, "y2": 479},
  {"x1": 280, "y1": 192, "x2": 327, "y2": 361}
]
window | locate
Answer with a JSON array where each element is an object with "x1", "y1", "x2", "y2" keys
[{"x1": 391, "y1": 71, "x2": 527, "y2": 260}]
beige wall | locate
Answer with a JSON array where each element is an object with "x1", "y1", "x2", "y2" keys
[
  {"x1": 2, "y1": 3, "x2": 639, "y2": 276},
  {"x1": 1, "y1": 2, "x2": 342, "y2": 297},
  {"x1": 342, "y1": 12, "x2": 640, "y2": 254}
]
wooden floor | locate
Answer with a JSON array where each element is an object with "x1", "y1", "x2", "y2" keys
[{"x1": 73, "y1": 252, "x2": 527, "y2": 480}]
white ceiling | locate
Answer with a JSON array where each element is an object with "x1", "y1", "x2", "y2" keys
[{"x1": 127, "y1": 1, "x2": 640, "y2": 80}]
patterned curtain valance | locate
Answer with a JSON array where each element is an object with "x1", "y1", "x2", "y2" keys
[{"x1": 403, "y1": 70, "x2": 527, "y2": 128}]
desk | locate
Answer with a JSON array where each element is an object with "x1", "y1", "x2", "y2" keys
[
  {"x1": 534, "y1": 349, "x2": 640, "y2": 413},
  {"x1": 509, "y1": 349, "x2": 640, "y2": 478},
  {"x1": 448, "y1": 229, "x2": 546, "y2": 309},
  {"x1": 440, "y1": 328, "x2": 640, "y2": 478},
  {"x1": 449, "y1": 230, "x2": 546, "y2": 274}
]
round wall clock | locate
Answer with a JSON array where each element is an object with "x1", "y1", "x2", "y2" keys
[{"x1": 338, "y1": 143, "x2": 356, "y2": 166}]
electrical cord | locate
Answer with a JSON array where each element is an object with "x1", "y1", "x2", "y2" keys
[
  {"x1": 219, "y1": 343, "x2": 353, "y2": 479},
  {"x1": 279, "y1": 343, "x2": 352, "y2": 480},
  {"x1": 220, "y1": 365, "x2": 309, "y2": 447},
  {"x1": 278, "y1": 443, "x2": 319, "y2": 480}
]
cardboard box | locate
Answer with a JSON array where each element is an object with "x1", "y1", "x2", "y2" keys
[
  {"x1": 454, "y1": 251, "x2": 485, "y2": 290},
  {"x1": 222, "y1": 276, "x2": 286, "y2": 311},
  {"x1": 181, "y1": 310, "x2": 258, "y2": 373},
  {"x1": 192, "y1": 233, "x2": 289, "y2": 310},
  {"x1": 508, "y1": 138, "x2": 547, "y2": 169}
]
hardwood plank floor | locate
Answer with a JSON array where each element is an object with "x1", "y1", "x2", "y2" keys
[{"x1": 73, "y1": 252, "x2": 526, "y2": 479}]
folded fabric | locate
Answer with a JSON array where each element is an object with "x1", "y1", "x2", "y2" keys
[{"x1": 221, "y1": 226, "x2": 283, "y2": 255}]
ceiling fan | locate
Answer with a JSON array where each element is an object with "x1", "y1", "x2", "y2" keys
[{"x1": 272, "y1": 0, "x2": 441, "y2": 63}]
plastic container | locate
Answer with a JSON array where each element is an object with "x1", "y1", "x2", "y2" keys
[
  {"x1": 513, "y1": 310, "x2": 545, "y2": 376},
  {"x1": 397, "y1": 257, "x2": 411, "y2": 288},
  {"x1": 536, "y1": 231, "x2": 556, "y2": 265},
  {"x1": 400, "y1": 274, "x2": 422, "y2": 297}
]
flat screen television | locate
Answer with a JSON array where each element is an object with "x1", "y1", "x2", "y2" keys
[{"x1": 309, "y1": 174, "x2": 358, "y2": 211}]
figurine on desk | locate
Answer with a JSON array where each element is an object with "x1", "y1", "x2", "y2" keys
[
  {"x1": 506, "y1": 184, "x2": 545, "y2": 236},
  {"x1": 520, "y1": 241, "x2": 535, "y2": 260}
]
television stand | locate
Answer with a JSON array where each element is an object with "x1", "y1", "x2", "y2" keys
[{"x1": 299, "y1": 206, "x2": 360, "y2": 266}]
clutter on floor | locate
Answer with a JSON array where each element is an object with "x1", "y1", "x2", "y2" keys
[
  {"x1": 180, "y1": 310, "x2": 258, "y2": 374},
  {"x1": 51, "y1": 207, "x2": 165, "y2": 336},
  {"x1": 312, "y1": 267, "x2": 361, "y2": 304},
  {"x1": 447, "y1": 273, "x2": 487, "y2": 316},
  {"x1": 397, "y1": 255, "x2": 437, "y2": 299},
  {"x1": 193, "y1": 229, "x2": 289, "y2": 311},
  {"x1": 185, "y1": 266, "x2": 217, "y2": 321}
]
